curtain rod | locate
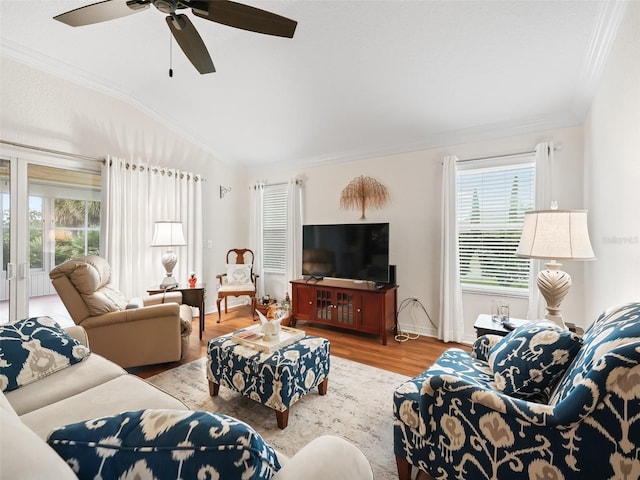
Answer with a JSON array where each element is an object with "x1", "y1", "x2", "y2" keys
[
  {"x1": 457, "y1": 144, "x2": 561, "y2": 164},
  {"x1": 103, "y1": 158, "x2": 206, "y2": 182},
  {"x1": 0, "y1": 139, "x2": 102, "y2": 162},
  {"x1": 253, "y1": 179, "x2": 303, "y2": 189},
  {"x1": 2, "y1": 140, "x2": 206, "y2": 182}
]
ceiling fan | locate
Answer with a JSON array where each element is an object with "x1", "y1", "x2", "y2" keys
[{"x1": 54, "y1": 0, "x2": 298, "y2": 74}]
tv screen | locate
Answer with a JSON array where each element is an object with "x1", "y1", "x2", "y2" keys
[{"x1": 302, "y1": 223, "x2": 390, "y2": 283}]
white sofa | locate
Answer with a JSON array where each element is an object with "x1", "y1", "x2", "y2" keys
[{"x1": 1, "y1": 325, "x2": 373, "y2": 479}]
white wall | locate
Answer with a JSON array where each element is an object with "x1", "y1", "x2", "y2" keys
[
  {"x1": 0, "y1": 57, "x2": 248, "y2": 313},
  {"x1": 250, "y1": 125, "x2": 586, "y2": 343},
  {"x1": 6, "y1": 6, "x2": 636, "y2": 334},
  {"x1": 583, "y1": 1, "x2": 640, "y2": 320}
]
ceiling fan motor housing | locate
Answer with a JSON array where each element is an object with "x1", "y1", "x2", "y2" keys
[{"x1": 153, "y1": 1, "x2": 179, "y2": 14}]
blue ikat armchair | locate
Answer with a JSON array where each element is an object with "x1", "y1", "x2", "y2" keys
[{"x1": 393, "y1": 302, "x2": 640, "y2": 480}]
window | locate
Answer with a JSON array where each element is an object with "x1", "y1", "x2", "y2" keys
[
  {"x1": 262, "y1": 184, "x2": 287, "y2": 272},
  {"x1": 457, "y1": 154, "x2": 535, "y2": 293},
  {"x1": 53, "y1": 198, "x2": 101, "y2": 266},
  {"x1": 26, "y1": 165, "x2": 102, "y2": 271}
]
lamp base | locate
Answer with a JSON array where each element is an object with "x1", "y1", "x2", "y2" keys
[
  {"x1": 159, "y1": 276, "x2": 178, "y2": 289},
  {"x1": 537, "y1": 260, "x2": 572, "y2": 330},
  {"x1": 159, "y1": 249, "x2": 179, "y2": 289}
]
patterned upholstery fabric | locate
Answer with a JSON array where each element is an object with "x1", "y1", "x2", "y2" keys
[
  {"x1": 394, "y1": 302, "x2": 640, "y2": 480},
  {"x1": 0, "y1": 316, "x2": 90, "y2": 392},
  {"x1": 207, "y1": 334, "x2": 330, "y2": 412},
  {"x1": 488, "y1": 321, "x2": 583, "y2": 401},
  {"x1": 47, "y1": 409, "x2": 281, "y2": 480},
  {"x1": 471, "y1": 333, "x2": 502, "y2": 361}
]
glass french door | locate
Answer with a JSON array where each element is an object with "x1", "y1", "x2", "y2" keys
[
  {"x1": 0, "y1": 159, "x2": 11, "y2": 323},
  {"x1": 0, "y1": 153, "x2": 101, "y2": 324}
]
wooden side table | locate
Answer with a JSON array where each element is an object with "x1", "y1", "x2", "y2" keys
[{"x1": 147, "y1": 284, "x2": 206, "y2": 340}]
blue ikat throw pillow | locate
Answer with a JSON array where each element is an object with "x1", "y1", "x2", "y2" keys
[
  {"x1": 47, "y1": 410, "x2": 281, "y2": 480},
  {"x1": 0, "y1": 316, "x2": 90, "y2": 392},
  {"x1": 488, "y1": 320, "x2": 583, "y2": 402}
]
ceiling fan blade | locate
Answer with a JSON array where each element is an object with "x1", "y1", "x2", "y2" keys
[
  {"x1": 54, "y1": 0, "x2": 149, "y2": 27},
  {"x1": 192, "y1": 0, "x2": 297, "y2": 38},
  {"x1": 166, "y1": 14, "x2": 215, "y2": 74}
]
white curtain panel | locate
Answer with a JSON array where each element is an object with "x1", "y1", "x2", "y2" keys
[
  {"x1": 439, "y1": 155, "x2": 465, "y2": 343},
  {"x1": 526, "y1": 142, "x2": 554, "y2": 320},
  {"x1": 101, "y1": 156, "x2": 203, "y2": 298},
  {"x1": 285, "y1": 178, "x2": 304, "y2": 292},
  {"x1": 249, "y1": 182, "x2": 265, "y2": 297}
]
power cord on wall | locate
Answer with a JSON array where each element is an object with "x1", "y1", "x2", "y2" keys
[{"x1": 395, "y1": 297, "x2": 437, "y2": 343}]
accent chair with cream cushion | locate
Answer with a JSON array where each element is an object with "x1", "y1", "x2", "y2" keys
[
  {"x1": 216, "y1": 248, "x2": 258, "y2": 323},
  {"x1": 50, "y1": 255, "x2": 192, "y2": 368}
]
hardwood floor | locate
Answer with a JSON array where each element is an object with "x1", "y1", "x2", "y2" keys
[{"x1": 130, "y1": 308, "x2": 470, "y2": 379}]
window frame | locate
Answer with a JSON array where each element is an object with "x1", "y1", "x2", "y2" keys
[
  {"x1": 27, "y1": 181, "x2": 101, "y2": 272},
  {"x1": 456, "y1": 153, "x2": 535, "y2": 297},
  {"x1": 262, "y1": 184, "x2": 288, "y2": 274}
]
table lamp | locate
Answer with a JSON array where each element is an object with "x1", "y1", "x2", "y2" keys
[
  {"x1": 516, "y1": 206, "x2": 595, "y2": 329},
  {"x1": 151, "y1": 221, "x2": 187, "y2": 289}
]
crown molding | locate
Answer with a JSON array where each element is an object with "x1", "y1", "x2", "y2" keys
[
  {"x1": 571, "y1": 0, "x2": 628, "y2": 119},
  {"x1": 257, "y1": 112, "x2": 580, "y2": 174},
  {"x1": 1, "y1": 40, "x2": 230, "y2": 166},
  {"x1": 1, "y1": 39, "x2": 133, "y2": 105}
]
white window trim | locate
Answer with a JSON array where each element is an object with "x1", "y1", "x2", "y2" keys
[
  {"x1": 262, "y1": 184, "x2": 288, "y2": 274},
  {"x1": 457, "y1": 153, "x2": 535, "y2": 296}
]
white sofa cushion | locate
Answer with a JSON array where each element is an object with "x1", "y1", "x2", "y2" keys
[
  {"x1": 272, "y1": 436, "x2": 373, "y2": 480},
  {"x1": 21, "y1": 374, "x2": 188, "y2": 440},
  {"x1": 1, "y1": 391, "x2": 76, "y2": 479},
  {"x1": 6, "y1": 353, "x2": 126, "y2": 416}
]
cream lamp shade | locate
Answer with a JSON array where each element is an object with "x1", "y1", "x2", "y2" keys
[
  {"x1": 151, "y1": 221, "x2": 187, "y2": 289},
  {"x1": 516, "y1": 209, "x2": 595, "y2": 329}
]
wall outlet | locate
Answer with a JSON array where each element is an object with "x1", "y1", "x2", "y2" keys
[{"x1": 207, "y1": 240, "x2": 213, "y2": 248}]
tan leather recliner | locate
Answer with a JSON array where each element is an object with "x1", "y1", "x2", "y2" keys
[{"x1": 49, "y1": 255, "x2": 193, "y2": 368}]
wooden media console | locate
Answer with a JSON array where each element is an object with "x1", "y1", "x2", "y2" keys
[{"x1": 290, "y1": 278, "x2": 398, "y2": 345}]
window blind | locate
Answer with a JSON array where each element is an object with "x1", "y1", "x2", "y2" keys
[
  {"x1": 456, "y1": 156, "x2": 535, "y2": 292},
  {"x1": 262, "y1": 184, "x2": 288, "y2": 272}
]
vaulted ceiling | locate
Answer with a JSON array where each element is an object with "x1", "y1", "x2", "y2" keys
[{"x1": 0, "y1": 1, "x2": 628, "y2": 169}]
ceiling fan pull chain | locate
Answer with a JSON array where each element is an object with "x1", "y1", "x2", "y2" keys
[{"x1": 169, "y1": 32, "x2": 173, "y2": 77}]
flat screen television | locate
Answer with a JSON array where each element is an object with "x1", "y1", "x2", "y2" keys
[{"x1": 302, "y1": 223, "x2": 390, "y2": 284}]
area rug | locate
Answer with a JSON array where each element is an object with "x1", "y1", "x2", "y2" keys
[{"x1": 147, "y1": 355, "x2": 411, "y2": 480}]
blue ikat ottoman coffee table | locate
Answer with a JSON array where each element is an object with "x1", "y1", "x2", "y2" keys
[{"x1": 206, "y1": 332, "x2": 330, "y2": 429}]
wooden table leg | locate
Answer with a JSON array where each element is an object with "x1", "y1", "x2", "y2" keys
[
  {"x1": 275, "y1": 409, "x2": 289, "y2": 429},
  {"x1": 216, "y1": 298, "x2": 223, "y2": 323},
  {"x1": 396, "y1": 456, "x2": 412, "y2": 480},
  {"x1": 199, "y1": 299, "x2": 205, "y2": 340},
  {"x1": 318, "y1": 378, "x2": 329, "y2": 395},
  {"x1": 208, "y1": 380, "x2": 220, "y2": 397}
]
